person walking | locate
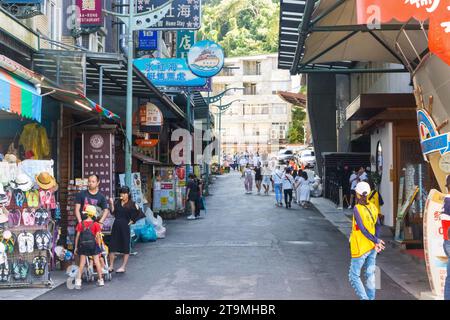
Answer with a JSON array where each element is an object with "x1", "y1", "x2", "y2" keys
[
  {"x1": 282, "y1": 168, "x2": 295, "y2": 209},
  {"x1": 261, "y1": 163, "x2": 272, "y2": 195},
  {"x1": 349, "y1": 181, "x2": 385, "y2": 300},
  {"x1": 244, "y1": 164, "x2": 254, "y2": 194},
  {"x1": 108, "y1": 186, "x2": 141, "y2": 273},
  {"x1": 348, "y1": 169, "x2": 359, "y2": 209},
  {"x1": 74, "y1": 205, "x2": 104, "y2": 289},
  {"x1": 298, "y1": 171, "x2": 312, "y2": 208},
  {"x1": 272, "y1": 166, "x2": 283, "y2": 206},
  {"x1": 186, "y1": 174, "x2": 201, "y2": 220},
  {"x1": 254, "y1": 163, "x2": 263, "y2": 195},
  {"x1": 239, "y1": 156, "x2": 248, "y2": 178}
]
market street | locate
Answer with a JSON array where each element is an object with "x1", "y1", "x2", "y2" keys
[{"x1": 37, "y1": 171, "x2": 414, "y2": 300}]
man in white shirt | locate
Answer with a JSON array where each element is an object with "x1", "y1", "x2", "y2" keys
[
  {"x1": 239, "y1": 157, "x2": 248, "y2": 178},
  {"x1": 272, "y1": 166, "x2": 283, "y2": 206}
]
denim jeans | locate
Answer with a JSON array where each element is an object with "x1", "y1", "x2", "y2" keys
[
  {"x1": 244, "y1": 176, "x2": 253, "y2": 192},
  {"x1": 349, "y1": 249, "x2": 377, "y2": 300},
  {"x1": 443, "y1": 240, "x2": 450, "y2": 300},
  {"x1": 274, "y1": 183, "x2": 283, "y2": 204}
]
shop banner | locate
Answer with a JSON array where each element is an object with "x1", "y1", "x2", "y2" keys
[
  {"x1": 138, "y1": 30, "x2": 158, "y2": 51},
  {"x1": 137, "y1": 0, "x2": 201, "y2": 30},
  {"x1": 417, "y1": 109, "x2": 450, "y2": 156},
  {"x1": 119, "y1": 172, "x2": 145, "y2": 210},
  {"x1": 187, "y1": 40, "x2": 225, "y2": 78},
  {"x1": 134, "y1": 58, "x2": 207, "y2": 87},
  {"x1": 177, "y1": 30, "x2": 196, "y2": 58},
  {"x1": 76, "y1": 0, "x2": 103, "y2": 27},
  {"x1": 424, "y1": 189, "x2": 448, "y2": 297},
  {"x1": 153, "y1": 167, "x2": 176, "y2": 211},
  {"x1": 140, "y1": 102, "x2": 163, "y2": 127},
  {"x1": 356, "y1": 0, "x2": 450, "y2": 65}
]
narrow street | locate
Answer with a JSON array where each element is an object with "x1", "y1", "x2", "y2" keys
[{"x1": 37, "y1": 171, "x2": 413, "y2": 300}]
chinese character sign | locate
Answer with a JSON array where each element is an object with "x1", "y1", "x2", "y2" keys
[
  {"x1": 177, "y1": 30, "x2": 196, "y2": 58},
  {"x1": 357, "y1": 0, "x2": 450, "y2": 66},
  {"x1": 134, "y1": 58, "x2": 207, "y2": 87},
  {"x1": 138, "y1": 30, "x2": 158, "y2": 50},
  {"x1": 137, "y1": 0, "x2": 201, "y2": 30},
  {"x1": 82, "y1": 132, "x2": 114, "y2": 199},
  {"x1": 76, "y1": 0, "x2": 103, "y2": 27}
]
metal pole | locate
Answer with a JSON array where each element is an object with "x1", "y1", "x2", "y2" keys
[
  {"x1": 125, "y1": 0, "x2": 134, "y2": 186},
  {"x1": 186, "y1": 89, "x2": 191, "y2": 183},
  {"x1": 99, "y1": 65, "x2": 103, "y2": 107},
  {"x1": 205, "y1": 89, "x2": 210, "y2": 195},
  {"x1": 218, "y1": 107, "x2": 222, "y2": 171}
]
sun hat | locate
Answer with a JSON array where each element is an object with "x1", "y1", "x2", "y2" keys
[
  {"x1": 3, "y1": 154, "x2": 17, "y2": 164},
  {"x1": 35, "y1": 172, "x2": 57, "y2": 190},
  {"x1": 11, "y1": 173, "x2": 34, "y2": 192},
  {"x1": 82, "y1": 205, "x2": 97, "y2": 218},
  {"x1": 355, "y1": 181, "x2": 371, "y2": 196},
  {"x1": 2, "y1": 230, "x2": 12, "y2": 241}
]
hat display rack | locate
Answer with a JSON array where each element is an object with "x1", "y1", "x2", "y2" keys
[{"x1": 0, "y1": 160, "x2": 60, "y2": 288}]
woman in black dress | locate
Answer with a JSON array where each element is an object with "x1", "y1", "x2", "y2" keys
[
  {"x1": 253, "y1": 163, "x2": 263, "y2": 195},
  {"x1": 108, "y1": 186, "x2": 139, "y2": 273}
]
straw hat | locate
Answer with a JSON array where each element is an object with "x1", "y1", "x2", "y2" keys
[
  {"x1": 3, "y1": 154, "x2": 17, "y2": 164},
  {"x1": 11, "y1": 173, "x2": 33, "y2": 192},
  {"x1": 35, "y1": 172, "x2": 57, "y2": 190}
]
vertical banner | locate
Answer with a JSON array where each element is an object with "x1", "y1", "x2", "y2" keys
[
  {"x1": 82, "y1": 131, "x2": 115, "y2": 232},
  {"x1": 138, "y1": 30, "x2": 158, "y2": 51},
  {"x1": 119, "y1": 173, "x2": 145, "y2": 210},
  {"x1": 76, "y1": 0, "x2": 103, "y2": 27},
  {"x1": 176, "y1": 30, "x2": 196, "y2": 58}
]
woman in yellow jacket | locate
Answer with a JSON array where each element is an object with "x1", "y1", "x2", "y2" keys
[{"x1": 348, "y1": 182, "x2": 385, "y2": 300}]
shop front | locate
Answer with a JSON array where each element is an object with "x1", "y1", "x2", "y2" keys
[{"x1": 0, "y1": 61, "x2": 61, "y2": 287}]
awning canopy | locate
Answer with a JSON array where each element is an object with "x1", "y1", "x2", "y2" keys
[
  {"x1": 0, "y1": 67, "x2": 42, "y2": 122},
  {"x1": 287, "y1": 0, "x2": 429, "y2": 74},
  {"x1": 346, "y1": 93, "x2": 416, "y2": 121},
  {"x1": 41, "y1": 86, "x2": 120, "y2": 119},
  {"x1": 132, "y1": 151, "x2": 161, "y2": 165},
  {"x1": 32, "y1": 50, "x2": 186, "y2": 120},
  {"x1": 277, "y1": 91, "x2": 306, "y2": 106}
]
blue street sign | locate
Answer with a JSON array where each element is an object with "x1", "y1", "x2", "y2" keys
[
  {"x1": 187, "y1": 40, "x2": 224, "y2": 78},
  {"x1": 134, "y1": 58, "x2": 207, "y2": 87},
  {"x1": 138, "y1": 30, "x2": 158, "y2": 50},
  {"x1": 2, "y1": 0, "x2": 43, "y2": 3},
  {"x1": 137, "y1": 0, "x2": 201, "y2": 30},
  {"x1": 177, "y1": 30, "x2": 196, "y2": 58}
]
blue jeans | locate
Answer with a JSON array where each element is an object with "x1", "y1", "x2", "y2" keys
[
  {"x1": 274, "y1": 183, "x2": 282, "y2": 204},
  {"x1": 349, "y1": 249, "x2": 377, "y2": 300},
  {"x1": 443, "y1": 240, "x2": 450, "y2": 300}
]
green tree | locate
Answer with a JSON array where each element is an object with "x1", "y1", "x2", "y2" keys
[
  {"x1": 287, "y1": 107, "x2": 306, "y2": 144},
  {"x1": 198, "y1": 0, "x2": 280, "y2": 57}
]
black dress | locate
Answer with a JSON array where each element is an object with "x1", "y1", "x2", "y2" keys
[{"x1": 109, "y1": 201, "x2": 136, "y2": 254}]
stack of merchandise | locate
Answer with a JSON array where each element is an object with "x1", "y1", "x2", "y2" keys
[
  {"x1": 0, "y1": 164, "x2": 58, "y2": 288},
  {"x1": 65, "y1": 179, "x2": 88, "y2": 250}
]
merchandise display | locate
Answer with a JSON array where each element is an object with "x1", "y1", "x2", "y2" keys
[
  {"x1": 65, "y1": 179, "x2": 88, "y2": 250},
  {"x1": 0, "y1": 159, "x2": 58, "y2": 288}
]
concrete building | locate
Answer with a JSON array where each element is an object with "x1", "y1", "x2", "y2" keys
[{"x1": 211, "y1": 53, "x2": 301, "y2": 157}]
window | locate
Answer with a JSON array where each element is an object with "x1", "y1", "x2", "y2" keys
[
  {"x1": 256, "y1": 61, "x2": 261, "y2": 75},
  {"x1": 244, "y1": 83, "x2": 257, "y2": 95},
  {"x1": 272, "y1": 123, "x2": 287, "y2": 139},
  {"x1": 252, "y1": 126, "x2": 260, "y2": 136},
  {"x1": 243, "y1": 104, "x2": 269, "y2": 115},
  {"x1": 243, "y1": 61, "x2": 261, "y2": 75},
  {"x1": 272, "y1": 104, "x2": 287, "y2": 114}
]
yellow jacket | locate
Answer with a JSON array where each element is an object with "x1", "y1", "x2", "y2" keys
[{"x1": 349, "y1": 202, "x2": 379, "y2": 258}]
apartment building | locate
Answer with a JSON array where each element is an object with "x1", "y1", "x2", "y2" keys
[{"x1": 211, "y1": 53, "x2": 301, "y2": 156}]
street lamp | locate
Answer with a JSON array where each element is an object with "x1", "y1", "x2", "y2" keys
[{"x1": 212, "y1": 99, "x2": 245, "y2": 170}]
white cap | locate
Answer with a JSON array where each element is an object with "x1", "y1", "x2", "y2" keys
[{"x1": 355, "y1": 181, "x2": 371, "y2": 196}]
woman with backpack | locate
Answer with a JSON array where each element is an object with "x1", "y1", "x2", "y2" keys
[
  {"x1": 108, "y1": 186, "x2": 140, "y2": 273},
  {"x1": 282, "y1": 168, "x2": 295, "y2": 209}
]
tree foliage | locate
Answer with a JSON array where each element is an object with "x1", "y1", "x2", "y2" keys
[
  {"x1": 287, "y1": 107, "x2": 306, "y2": 144},
  {"x1": 198, "y1": 0, "x2": 280, "y2": 57}
]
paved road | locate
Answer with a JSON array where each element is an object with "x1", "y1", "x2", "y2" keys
[{"x1": 37, "y1": 171, "x2": 414, "y2": 300}]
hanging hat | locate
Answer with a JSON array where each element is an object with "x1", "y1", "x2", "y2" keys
[
  {"x1": 0, "y1": 184, "x2": 7, "y2": 205},
  {"x1": 35, "y1": 172, "x2": 57, "y2": 190},
  {"x1": 11, "y1": 173, "x2": 34, "y2": 192},
  {"x1": 3, "y1": 154, "x2": 17, "y2": 164},
  {"x1": 0, "y1": 207, "x2": 8, "y2": 224}
]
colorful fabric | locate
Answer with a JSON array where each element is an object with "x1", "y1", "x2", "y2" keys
[{"x1": 0, "y1": 68, "x2": 42, "y2": 122}]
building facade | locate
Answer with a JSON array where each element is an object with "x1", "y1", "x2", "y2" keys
[{"x1": 211, "y1": 53, "x2": 301, "y2": 156}]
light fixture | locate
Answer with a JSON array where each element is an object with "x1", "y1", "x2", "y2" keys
[{"x1": 75, "y1": 100, "x2": 92, "y2": 112}]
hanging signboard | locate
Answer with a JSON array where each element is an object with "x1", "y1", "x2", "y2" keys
[
  {"x1": 140, "y1": 102, "x2": 164, "y2": 127},
  {"x1": 153, "y1": 166, "x2": 176, "y2": 212},
  {"x1": 187, "y1": 40, "x2": 225, "y2": 78},
  {"x1": 177, "y1": 30, "x2": 196, "y2": 58},
  {"x1": 76, "y1": 0, "x2": 103, "y2": 27},
  {"x1": 137, "y1": 0, "x2": 201, "y2": 30},
  {"x1": 138, "y1": 30, "x2": 158, "y2": 51},
  {"x1": 134, "y1": 58, "x2": 207, "y2": 87},
  {"x1": 356, "y1": 0, "x2": 450, "y2": 66}
]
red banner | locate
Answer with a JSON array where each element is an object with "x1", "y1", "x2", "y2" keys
[
  {"x1": 76, "y1": 0, "x2": 103, "y2": 27},
  {"x1": 357, "y1": 0, "x2": 450, "y2": 65}
]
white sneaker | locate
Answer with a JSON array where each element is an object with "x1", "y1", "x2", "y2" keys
[
  {"x1": 97, "y1": 279, "x2": 104, "y2": 286},
  {"x1": 75, "y1": 279, "x2": 82, "y2": 290},
  {"x1": 187, "y1": 215, "x2": 196, "y2": 220},
  {"x1": 347, "y1": 205, "x2": 352, "y2": 209}
]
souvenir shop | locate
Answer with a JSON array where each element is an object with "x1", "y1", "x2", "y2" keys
[{"x1": 0, "y1": 64, "x2": 61, "y2": 287}]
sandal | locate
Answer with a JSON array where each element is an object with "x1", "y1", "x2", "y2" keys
[{"x1": 116, "y1": 268, "x2": 126, "y2": 273}]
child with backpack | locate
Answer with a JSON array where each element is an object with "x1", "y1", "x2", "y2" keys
[{"x1": 74, "y1": 205, "x2": 104, "y2": 289}]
